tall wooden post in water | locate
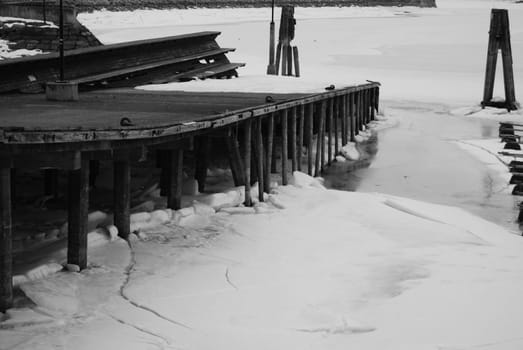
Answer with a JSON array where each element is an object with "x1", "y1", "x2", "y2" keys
[{"x1": 482, "y1": 9, "x2": 518, "y2": 111}]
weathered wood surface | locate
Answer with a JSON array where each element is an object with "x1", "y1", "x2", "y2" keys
[
  {"x1": 114, "y1": 160, "x2": 131, "y2": 239},
  {"x1": 0, "y1": 167, "x2": 12, "y2": 312},
  {"x1": 0, "y1": 31, "x2": 244, "y2": 92},
  {"x1": 67, "y1": 159, "x2": 89, "y2": 269},
  {"x1": 0, "y1": 84, "x2": 379, "y2": 148},
  {"x1": 243, "y1": 120, "x2": 252, "y2": 206}
]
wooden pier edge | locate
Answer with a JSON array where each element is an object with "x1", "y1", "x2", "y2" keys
[{"x1": 0, "y1": 82, "x2": 380, "y2": 312}]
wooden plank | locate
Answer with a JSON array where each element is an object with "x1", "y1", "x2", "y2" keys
[
  {"x1": 298, "y1": 105, "x2": 304, "y2": 171},
  {"x1": 256, "y1": 117, "x2": 264, "y2": 202},
  {"x1": 306, "y1": 103, "x2": 314, "y2": 176},
  {"x1": 114, "y1": 159, "x2": 131, "y2": 239},
  {"x1": 243, "y1": 120, "x2": 252, "y2": 206},
  {"x1": 290, "y1": 107, "x2": 297, "y2": 172},
  {"x1": 264, "y1": 114, "x2": 274, "y2": 193},
  {"x1": 67, "y1": 159, "x2": 89, "y2": 270},
  {"x1": 74, "y1": 48, "x2": 237, "y2": 84},
  {"x1": 0, "y1": 166, "x2": 12, "y2": 312},
  {"x1": 153, "y1": 62, "x2": 245, "y2": 84},
  {"x1": 281, "y1": 109, "x2": 289, "y2": 185},
  {"x1": 167, "y1": 149, "x2": 184, "y2": 210}
]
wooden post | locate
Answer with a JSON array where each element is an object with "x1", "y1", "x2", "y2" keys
[
  {"x1": 89, "y1": 160, "x2": 100, "y2": 188},
  {"x1": 370, "y1": 88, "x2": 376, "y2": 121},
  {"x1": 290, "y1": 107, "x2": 297, "y2": 172},
  {"x1": 298, "y1": 105, "x2": 304, "y2": 171},
  {"x1": 167, "y1": 149, "x2": 184, "y2": 210},
  {"x1": 349, "y1": 93, "x2": 355, "y2": 142},
  {"x1": 293, "y1": 46, "x2": 300, "y2": 77},
  {"x1": 281, "y1": 109, "x2": 289, "y2": 185},
  {"x1": 67, "y1": 159, "x2": 89, "y2": 269},
  {"x1": 375, "y1": 87, "x2": 380, "y2": 118},
  {"x1": 275, "y1": 42, "x2": 282, "y2": 76},
  {"x1": 264, "y1": 114, "x2": 274, "y2": 193},
  {"x1": 225, "y1": 128, "x2": 245, "y2": 186},
  {"x1": 256, "y1": 117, "x2": 265, "y2": 202},
  {"x1": 327, "y1": 98, "x2": 333, "y2": 165},
  {"x1": 334, "y1": 97, "x2": 339, "y2": 157},
  {"x1": 315, "y1": 101, "x2": 326, "y2": 176},
  {"x1": 114, "y1": 159, "x2": 130, "y2": 239},
  {"x1": 267, "y1": 18, "x2": 276, "y2": 75},
  {"x1": 306, "y1": 104, "x2": 314, "y2": 176},
  {"x1": 286, "y1": 45, "x2": 293, "y2": 76},
  {"x1": 341, "y1": 94, "x2": 347, "y2": 145},
  {"x1": 281, "y1": 44, "x2": 288, "y2": 76},
  {"x1": 195, "y1": 136, "x2": 210, "y2": 193},
  {"x1": 0, "y1": 166, "x2": 12, "y2": 312},
  {"x1": 482, "y1": 9, "x2": 518, "y2": 110},
  {"x1": 244, "y1": 120, "x2": 252, "y2": 206}
]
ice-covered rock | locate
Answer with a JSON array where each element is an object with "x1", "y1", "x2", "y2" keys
[
  {"x1": 65, "y1": 264, "x2": 80, "y2": 273},
  {"x1": 150, "y1": 209, "x2": 170, "y2": 224},
  {"x1": 107, "y1": 225, "x2": 119, "y2": 241},
  {"x1": 130, "y1": 212, "x2": 151, "y2": 224},
  {"x1": 291, "y1": 171, "x2": 326, "y2": 189},
  {"x1": 25, "y1": 263, "x2": 63, "y2": 282},
  {"x1": 340, "y1": 142, "x2": 360, "y2": 160},
  {"x1": 220, "y1": 207, "x2": 256, "y2": 215},
  {"x1": 12, "y1": 274, "x2": 28, "y2": 287},
  {"x1": 268, "y1": 194, "x2": 287, "y2": 209},
  {"x1": 178, "y1": 207, "x2": 195, "y2": 217},
  {"x1": 193, "y1": 201, "x2": 216, "y2": 216}
]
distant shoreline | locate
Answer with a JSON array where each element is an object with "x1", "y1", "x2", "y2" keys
[{"x1": 71, "y1": 0, "x2": 436, "y2": 12}]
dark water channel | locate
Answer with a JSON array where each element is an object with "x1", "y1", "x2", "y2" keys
[{"x1": 324, "y1": 101, "x2": 520, "y2": 234}]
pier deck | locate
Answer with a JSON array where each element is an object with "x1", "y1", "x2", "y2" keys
[{"x1": 0, "y1": 82, "x2": 380, "y2": 312}]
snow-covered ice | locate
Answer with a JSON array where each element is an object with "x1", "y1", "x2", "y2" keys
[{"x1": 2, "y1": 0, "x2": 523, "y2": 349}]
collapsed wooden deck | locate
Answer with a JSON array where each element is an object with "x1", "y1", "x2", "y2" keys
[{"x1": 0, "y1": 82, "x2": 379, "y2": 311}]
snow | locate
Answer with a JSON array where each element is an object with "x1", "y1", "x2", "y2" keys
[
  {"x1": 2, "y1": 1, "x2": 523, "y2": 349},
  {"x1": 0, "y1": 39, "x2": 43, "y2": 60}
]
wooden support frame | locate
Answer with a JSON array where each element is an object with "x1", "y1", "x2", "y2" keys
[
  {"x1": 114, "y1": 159, "x2": 131, "y2": 239},
  {"x1": 243, "y1": 120, "x2": 252, "y2": 206},
  {"x1": 67, "y1": 159, "x2": 89, "y2": 269},
  {"x1": 290, "y1": 107, "x2": 298, "y2": 172},
  {"x1": 298, "y1": 105, "x2": 305, "y2": 172},
  {"x1": 195, "y1": 136, "x2": 210, "y2": 193},
  {"x1": 264, "y1": 114, "x2": 274, "y2": 193},
  {"x1": 482, "y1": 9, "x2": 518, "y2": 111},
  {"x1": 255, "y1": 118, "x2": 265, "y2": 202},
  {"x1": 306, "y1": 104, "x2": 314, "y2": 176},
  {"x1": 315, "y1": 101, "x2": 326, "y2": 176},
  {"x1": 0, "y1": 166, "x2": 12, "y2": 312},
  {"x1": 166, "y1": 149, "x2": 184, "y2": 210},
  {"x1": 225, "y1": 127, "x2": 245, "y2": 187},
  {"x1": 281, "y1": 109, "x2": 289, "y2": 185}
]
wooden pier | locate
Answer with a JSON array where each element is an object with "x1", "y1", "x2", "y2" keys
[{"x1": 0, "y1": 82, "x2": 379, "y2": 311}]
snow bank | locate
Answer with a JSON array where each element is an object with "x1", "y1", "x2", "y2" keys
[{"x1": 0, "y1": 39, "x2": 43, "y2": 60}]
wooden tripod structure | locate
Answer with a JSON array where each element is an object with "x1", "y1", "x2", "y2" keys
[
  {"x1": 481, "y1": 9, "x2": 518, "y2": 111},
  {"x1": 274, "y1": 5, "x2": 300, "y2": 77}
]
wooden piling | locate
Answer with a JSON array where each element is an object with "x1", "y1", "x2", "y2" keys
[
  {"x1": 243, "y1": 120, "x2": 252, "y2": 206},
  {"x1": 0, "y1": 166, "x2": 12, "y2": 312},
  {"x1": 341, "y1": 94, "x2": 347, "y2": 145},
  {"x1": 298, "y1": 105, "x2": 304, "y2": 171},
  {"x1": 306, "y1": 104, "x2": 314, "y2": 176},
  {"x1": 225, "y1": 128, "x2": 245, "y2": 187},
  {"x1": 287, "y1": 45, "x2": 293, "y2": 76},
  {"x1": 334, "y1": 97, "x2": 339, "y2": 157},
  {"x1": 167, "y1": 149, "x2": 183, "y2": 210},
  {"x1": 370, "y1": 88, "x2": 376, "y2": 122},
  {"x1": 256, "y1": 117, "x2": 264, "y2": 202},
  {"x1": 264, "y1": 114, "x2": 274, "y2": 193},
  {"x1": 275, "y1": 42, "x2": 282, "y2": 76},
  {"x1": 349, "y1": 93, "x2": 355, "y2": 142},
  {"x1": 195, "y1": 136, "x2": 210, "y2": 193},
  {"x1": 114, "y1": 159, "x2": 130, "y2": 239},
  {"x1": 290, "y1": 107, "x2": 297, "y2": 172},
  {"x1": 281, "y1": 109, "x2": 289, "y2": 185},
  {"x1": 375, "y1": 87, "x2": 380, "y2": 118},
  {"x1": 315, "y1": 101, "x2": 326, "y2": 176},
  {"x1": 67, "y1": 159, "x2": 89, "y2": 269},
  {"x1": 328, "y1": 98, "x2": 333, "y2": 165},
  {"x1": 293, "y1": 46, "x2": 300, "y2": 77}
]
